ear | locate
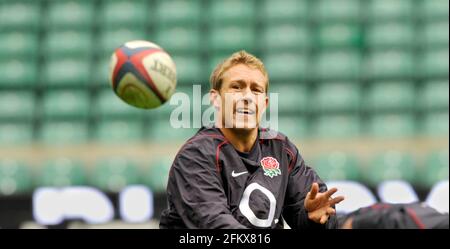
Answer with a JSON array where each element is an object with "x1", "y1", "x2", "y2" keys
[{"x1": 209, "y1": 89, "x2": 221, "y2": 110}]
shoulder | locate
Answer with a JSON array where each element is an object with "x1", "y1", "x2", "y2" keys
[
  {"x1": 259, "y1": 128, "x2": 299, "y2": 153},
  {"x1": 173, "y1": 127, "x2": 227, "y2": 166}
]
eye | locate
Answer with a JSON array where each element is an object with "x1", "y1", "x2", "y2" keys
[{"x1": 231, "y1": 84, "x2": 240, "y2": 89}]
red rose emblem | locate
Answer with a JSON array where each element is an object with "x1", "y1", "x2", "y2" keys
[
  {"x1": 260, "y1": 157, "x2": 281, "y2": 178},
  {"x1": 261, "y1": 157, "x2": 279, "y2": 170}
]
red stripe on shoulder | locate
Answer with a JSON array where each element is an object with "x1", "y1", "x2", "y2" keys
[
  {"x1": 216, "y1": 141, "x2": 229, "y2": 173},
  {"x1": 406, "y1": 207, "x2": 426, "y2": 229}
]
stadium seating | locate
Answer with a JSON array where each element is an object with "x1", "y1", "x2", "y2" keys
[
  {"x1": 0, "y1": 90, "x2": 35, "y2": 121},
  {"x1": 420, "y1": 150, "x2": 449, "y2": 188},
  {"x1": 41, "y1": 90, "x2": 90, "y2": 119},
  {"x1": 94, "y1": 120, "x2": 144, "y2": 143},
  {"x1": 365, "y1": 151, "x2": 416, "y2": 186},
  {"x1": 366, "y1": 0, "x2": 414, "y2": 21},
  {"x1": 312, "y1": 152, "x2": 360, "y2": 181},
  {"x1": 38, "y1": 158, "x2": 86, "y2": 187},
  {"x1": 45, "y1": 0, "x2": 95, "y2": 29},
  {"x1": 209, "y1": 0, "x2": 255, "y2": 25},
  {"x1": 366, "y1": 114, "x2": 416, "y2": 138},
  {"x1": 41, "y1": 58, "x2": 91, "y2": 86},
  {"x1": 0, "y1": 159, "x2": 33, "y2": 195},
  {"x1": 90, "y1": 157, "x2": 140, "y2": 193},
  {"x1": 0, "y1": 0, "x2": 447, "y2": 199},
  {"x1": 313, "y1": 82, "x2": 360, "y2": 112},
  {"x1": 314, "y1": 115, "x2": 361, "y2": 138},
  {"x1": 364, "y1": 81, "x2": 415, "y2": 112},
  {"x1": 42, "y1": 31, "x2": 93, "y2": 58},
  {"x1": 0, "y1": 2, "x2": 41, "y2": 31},
  {"x1": 0, "y1": 123, "x2": 33, "y2": 146},
  {"x1": 142, "y1": 158, "x2": 172, "y2": 193},
  {"x1": 270, "y1": 84, "x2": 310, "y2": 113},
  {"x1": 39, "y1": 121, "x2": 89, "y2": 145},
  {"x1": 261, "y1": 0, "x2": 309, "y2": 23},
  {"x1": 155, "y1": 0, "x2": 202, "y2": 26},
  {"x1": 420, "y1": 80, "x2": 449, "y2": 110}
]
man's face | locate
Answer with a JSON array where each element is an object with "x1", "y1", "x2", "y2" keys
[{"x1": 211, "y1": 64, "x2": 269, "y2": 130}]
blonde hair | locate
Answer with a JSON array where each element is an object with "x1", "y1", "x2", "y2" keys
[{"x1": 210, "y1": 50, "x2": 269, "y2": 92}]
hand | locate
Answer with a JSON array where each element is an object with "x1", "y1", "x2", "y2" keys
[{"x1": 304, "y1": 182, "x2": 345, "y2": 224}]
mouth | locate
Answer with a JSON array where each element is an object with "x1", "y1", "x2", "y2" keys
[{"x1": 235, "y1": 108, "x2": 255, "y2": 115}]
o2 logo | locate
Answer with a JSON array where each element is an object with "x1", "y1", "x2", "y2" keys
[
  {"x1": 32, "y1": 185, "x2": 153, "y2": 225},
  {"x1": 239, "y1": 183, "x2": 277, "y2": 228}
]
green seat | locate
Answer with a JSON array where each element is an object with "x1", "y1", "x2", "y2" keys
[
  {"x1": 313, "y1": 50, "x2": 361, "y2": 80},
  {"x1": 91, "y1": 157, "x2": 140, "y2": 193},
  {"x1": 0, "y1": 91, "x2": 34, "y2": 121},
  {"x1": 419, "y1": 49, "x2": 449, "y2": 78},
  {"x1": 420, "y1": 0, "x2": 449, "y2": 20},
  {"x1": 39, "y1": 121, "x2": 89, "y2": 145},
  {"x1": 46, "y1": 0, "x2": 94, "y2": 29},
  {"x1": 0, "y1": 32, "x2": 39, "y2": 59},
  {"x1": 42, "y1": 31, "x2": 92, "y2": 58},
  {"x1": 312, "y1": 152, "x2": 360, "y2": 181},
  {"x1": 422, "y1": 112, "x2": 449, "y2": 136},
  {"x1": 0, "y1": 60, "x2": 38, "y2": 86},
  {"x1": 143, "y1": 158, "x2": 173, "y2": 193},
  {"x1": 270, "y1": 84, "x2": 310, "y2": 113},
  {"x1": 365, "y1": 81, "x2": 415, "y2": 111},
  {"x1": 42, "y1": 90, "x2": 90, "y2": 119},
  {"x1": 94, "y1": 120, "x2": 143, "y2": 143},
  {"x1": 209, "y1": 0, "x2": 255, "y2": 24},
  {"x1": 367, "y1": 114, "x2": 416, "y2": 138},
  {"x1": 314, "y1": 115, "x2": 360, "y2": 138},
  {"x1": 172, "y1": 55, "x2": 204, "y2": 85},
  {"x1": 148, "y1": 118, "x2": 196, "y2": 143},
  {"x1": 0, "y1": 123, "x2": 33, "y2": 146},
  {"x1": 264, "y1": 53, "x2": 308, "y2": 81},
  {"x1": 276, "y1": 116, "x2": 309, "y2": 140},
  {"x1": 367, "y1": 22, "x2": 415, "y2": 48},
  {"x1": 41, "y1": 58, "x2": 90, "y2": 86},
  {"x1": 367, "y1": 0, "x2": 414, "y2": 21},
  {"x1": 420, "y1": 150, "x2": 449, "y2": 188},
  {"x1": 420, "y1": 80, "x2": 449, "y2": 110},
  {"x1": 99, "y1": 29, "x2": 147, "y2": 57},
  {"x1": 0, "y1": 159, "x2": 33, "y2": 196},
  {"x1": 314, "y1": 82, "x2": 360, "y2": 112},
  {"x1": 366, "y1": 151, "x2": 416, "y2": 186},
  {"x1": 316, "y1": 23, "x2": 362, "y2": 48},
  {"x1": 364, "y1": 51, "x2": 415, "y2": 79},
  {"x1": 95, "y1": 90, "x2": 145, "y2": 119},
  {"x1": 38, "y1": 158, "x2": 86, "y2": 187},
  {"x1": 156, "y1": 0, "x2": 201, "y2": 26},
  {"x1": 0, "y1": 2, "x2": 41, "y2": 31},
  {"x1": 155, "y1": 26, "x2": 202, "y2": 54},
  {"x1": 262, "y1": 24, "x2": 311, "y2": 52},
  {"x1": 92, "y1": 57, "x2": 111, "y2": 87},
  {"x1": 314, "y1": 0, "x2": 361, "y2": 22},
  {"x1": 209, "y1": 25, "x2": 256, "y2": 52},
  {"x1": 208, "y1": 53, "x2": 232, "y2": 74},
  {"x1": 261, "y1": 0, "x2": 308, "y2": 23},
  {"x1": 99, "y1": 0, "x2": 147, "y2": 28},
  {"x1": 420, "y1": 21, "x2": 449, "y2": 48}
]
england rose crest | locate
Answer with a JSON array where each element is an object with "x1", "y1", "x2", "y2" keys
[{"x1": 260, "y1": 157, "x2": 281, "y2": 178}]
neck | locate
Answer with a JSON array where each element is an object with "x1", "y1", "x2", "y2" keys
[{"x1": 219, "y1": 127, "x2": 258, "y2": 153}]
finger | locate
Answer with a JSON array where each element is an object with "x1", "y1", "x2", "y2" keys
[
  {"x1": 329, "y1": 196, "x2": 345, "y2": 206},
  {"x1": 309, "y1": 182, "x2": 319, "y2": 200},
  {"x1": 320, "y1": 214, "x2": 329, "y2": 224},
  {"x1": 326, "y1": 207, "x2": 336, "y2": 216},
  {"x1": 324, "y1": 188, "x2": 338, "y2": 199}
]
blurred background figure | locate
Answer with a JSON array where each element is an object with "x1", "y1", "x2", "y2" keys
[
  {"x1": 0, "y1": 0, "x2": 448, "y2": 228},
  {"x1": 339, "y1": 202, "x2": 449, "y2": 229}
]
